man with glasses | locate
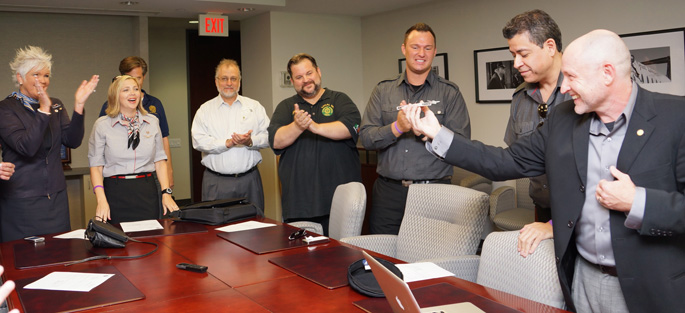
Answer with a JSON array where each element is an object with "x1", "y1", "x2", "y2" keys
[
  {"x1": 268, "y1": 53, "x2": 361, "y2": 236},
  {"x1": 501, "y1": 10, "x2": 570, "y2": 254},
  {"x1": 191, "y1": 59, "x2": 270, "y2": 211}
]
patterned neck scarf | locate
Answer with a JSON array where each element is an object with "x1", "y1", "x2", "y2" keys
[
  {"x1": 9, "y1": 91, "x2": 39, "y2": 113},
  {"x1": 120, "y1": 112, "x2": 141, "y2": 150}
]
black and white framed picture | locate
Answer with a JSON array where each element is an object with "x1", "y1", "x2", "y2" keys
[
  {"x1": 620, "y1": 27, "x2": 685, "y2": 96},
  {"x1": 473, "y1": 47, "x2": 516, "y2": 103},
  {"x1": 398, "y1": 52, "x2": 449, "y2": 80}
]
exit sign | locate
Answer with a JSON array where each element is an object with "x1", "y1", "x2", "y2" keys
[{"x1": 199, "y1": 14, "x2": 228, "y2": 37}]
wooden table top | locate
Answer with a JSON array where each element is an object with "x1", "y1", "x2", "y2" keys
[{"x1": 0, "y1": 217, "x2": 570, "y2": 312}]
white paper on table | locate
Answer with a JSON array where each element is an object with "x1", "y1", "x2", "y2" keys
[
  {"x1": 53, "y1": 229, "x2": 87, "y2": 240},
  {"x1": 396, "y1": 262, "x2": 455, "y2": 283},
  {"x1": 215, "y1": 221, "x2": 276, "y2": 233},
  {"x1": 119, "y1": 220, "x2": 164, "y2": 233},
  {"x1": 24, "y1": 272, "x2": 115, "y2": 292}
]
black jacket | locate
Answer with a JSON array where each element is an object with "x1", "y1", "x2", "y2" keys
[{"x1": 0, "y1": 95, "x2": 84, "y2": 198}]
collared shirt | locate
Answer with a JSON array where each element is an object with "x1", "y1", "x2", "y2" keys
[
  {"x1": 359, "y1": 70, "x2": 470, "y2": 180},
  {"x1": 88, "y1": 112, "x2": 166, "y2": 177},
  {"x1": 99, "y1": 90, "x2": 170, "y2": 137},
  {"x1": 191, "y1": 94, "x2": 270, "y2": 174},
  {"x1": 504, "y1": 72, "x2": 571, "y2": 209},
  {"x1": 576, "y1": 82, "x2": 646, "y2": 266}
]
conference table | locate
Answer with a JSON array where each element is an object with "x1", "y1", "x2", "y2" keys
[{"x1": 0, "y1": 217, "x2": 570, "y2": 312}]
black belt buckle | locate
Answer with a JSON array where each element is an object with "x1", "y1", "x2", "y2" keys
[{"x1": 598, "y1": 264, "x2": 618, "y2": 277}]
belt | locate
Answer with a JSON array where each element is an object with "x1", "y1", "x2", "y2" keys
[
  {"x1": 110, "y1": 172, "x2": 153, "y2": 179},
  {"x1": 379, "y1": 175, "x2": 452, "y2": 187},
  {"x1": 207, "y1": 166, "x2": 257, "y2": 178},
  {"x1": 589, "y1": 261, "x2": 618, "y2": 277}
]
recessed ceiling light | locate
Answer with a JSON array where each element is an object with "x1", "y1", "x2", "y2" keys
[
  {"x1": 120, "y1": 1, "x2": 138, "y2": 5},
  {"x1": 189, "y1": 20, "x2": 199, "y2": 24},
  {"x1": 237, "y1": 8, "x2": 255, "y2": 12}
]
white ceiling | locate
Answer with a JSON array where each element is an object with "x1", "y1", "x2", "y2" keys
[{"x1": 0, "y1": 0, "x2": 437, "y2": 20}]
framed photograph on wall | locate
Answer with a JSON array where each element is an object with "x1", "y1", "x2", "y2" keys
[
  {"x1": 473, "y1": 47, "x2": 516, "y2": 103},
  {"x1": 620, "y1": 27, "x2": 685, "y2": 96},
  {"x1": 398, "y1": 52, "x2": 449, "y2": 80}
]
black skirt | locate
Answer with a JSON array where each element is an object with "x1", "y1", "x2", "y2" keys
[
  {"x1": 103, "y1": 173, "x2": 161, "y2": 224},
  {"x1": 0, "y1": 189, "x2": 71, "y2": 242}
]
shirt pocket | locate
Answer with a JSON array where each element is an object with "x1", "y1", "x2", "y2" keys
[
  {"x1": 515, "y1": 121, "x2": 537, "y2": 138},
  {"x1": 381, "y1": 106, "x2": 398, "y2": 124},
  {"x1": 240, "y1": 108, "x2": 256, "y2": 132}
]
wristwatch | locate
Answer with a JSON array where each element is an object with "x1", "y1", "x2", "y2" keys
[{"x1": 162, "y1": 188, "x2": 173, "y2": 195}]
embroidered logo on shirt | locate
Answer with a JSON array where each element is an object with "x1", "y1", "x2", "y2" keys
[
  {"x1": 353, "y1": 124, "x2": 359, "y2": 134},
  {"x1": 321, "y1": 103, "x2": 334, "y2": 117},
  {"x1": 149, "y1": 105, "x2": 157, "y2": 114}
]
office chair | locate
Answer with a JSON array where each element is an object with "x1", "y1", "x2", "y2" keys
[
  {"x1": 288, "y1": 182, "x2": 366, "y2": 240},
  {"x1": 452, "y1": 166, "x2": 492, "y2": 194},
  {"x1": 341, "y1": 184, "x2": 489, "y2": 263},
  {"x1": 435, "y1": 231, "x2": 565, "y2": 309},
  {"x1": 490, "y1": 178, "x2": 535, "y2": 231}
]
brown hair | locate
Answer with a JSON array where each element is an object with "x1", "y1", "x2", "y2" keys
[
  {"x1": 215, "y1": 59, "x2": 241, "y2": 78},
  {"x1": 287, "y1": 53, "x2": 318, "y2": 77},
  {"x1": 404, "y1": 23, "x2": 436, "y2": 46},
  {"x1": 118, "y1": 56, "x2": 148, "y2": 75}
]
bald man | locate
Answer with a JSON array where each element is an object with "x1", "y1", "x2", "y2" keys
[{"x1": 402, "y1": 29, "x2": 685, "y2": 312}]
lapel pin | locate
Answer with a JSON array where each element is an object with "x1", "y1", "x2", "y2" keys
[{"x1": 637, "y1": 129, "x2": 644, "y2": 136}]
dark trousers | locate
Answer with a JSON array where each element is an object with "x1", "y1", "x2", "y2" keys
[
  {"x1": 535, "y1": 205, "x2": 552, "y2": 222},
  {"x1": 284, "y1": 215, "x2": 330, "y2": 236},
  {"x1": 202, "y1": 168, "x2": 265, "y2": 212},
  {"x1": 369, "y1": 178, "x2": 410, "y2": 235}
]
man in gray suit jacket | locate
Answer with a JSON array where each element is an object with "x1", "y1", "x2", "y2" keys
[{"x1": 402, "y1": 29, "x2": 685, "y2": 313}]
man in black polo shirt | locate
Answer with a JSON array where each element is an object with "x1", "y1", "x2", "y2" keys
[{"x1": 268, "y1": 53, "x2": 361, "y2": 236}]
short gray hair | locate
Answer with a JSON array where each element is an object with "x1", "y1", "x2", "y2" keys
[{"x1": 9, "y1": 46, "x2": 52, "y2": 87}]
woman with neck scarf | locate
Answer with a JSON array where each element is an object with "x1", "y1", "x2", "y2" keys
[
  {"x1": 0, "y1": 46, "x2": 99, "y2": 242},
  {"x1": 88, "y1": 75, "x2": 178, "y2": 223}
]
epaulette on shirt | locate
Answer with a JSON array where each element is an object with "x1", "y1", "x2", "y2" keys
[
  {"x1": 377, "y1": 73, "x2": 403, "y2": 86},
  {"x1": 513, "y1": 82, "x2": 529, "y2": 94}
]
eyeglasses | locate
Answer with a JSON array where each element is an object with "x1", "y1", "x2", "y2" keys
[
  {"x1": 216, "y1": 76, "x2": 239, "y2": 83},
  {"x1": 288, "y1": 228, "x2": 307, "y2": 240},
  {"x1": 537, "y1": 103, "x2": 548, "y2": 128}
]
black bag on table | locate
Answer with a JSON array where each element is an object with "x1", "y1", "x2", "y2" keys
[
  {"x1": 348, "y1": 257, "x2": 404, "y2": 297},
  {"x1": 168, "y1": 198, "x2": 263, "y2": 225}
]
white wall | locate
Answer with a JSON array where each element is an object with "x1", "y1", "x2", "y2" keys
[
  {"x1": 241, "y1": 12, "x2": 281, "y2": 219},
  {"x1": 148, "y1": 18, "x2": 192, "y2": 201},
  {"x1": 360, "y1": 0, "x2": 685, "y2": 146}
]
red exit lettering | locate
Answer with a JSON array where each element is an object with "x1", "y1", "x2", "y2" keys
[{"x1": 204, "y1": 17, "x2": 224, "y2": 33}]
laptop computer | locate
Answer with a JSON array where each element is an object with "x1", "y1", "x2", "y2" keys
[{"x1": 362, "y1": 250, "x2": 484, "y2": 313}]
